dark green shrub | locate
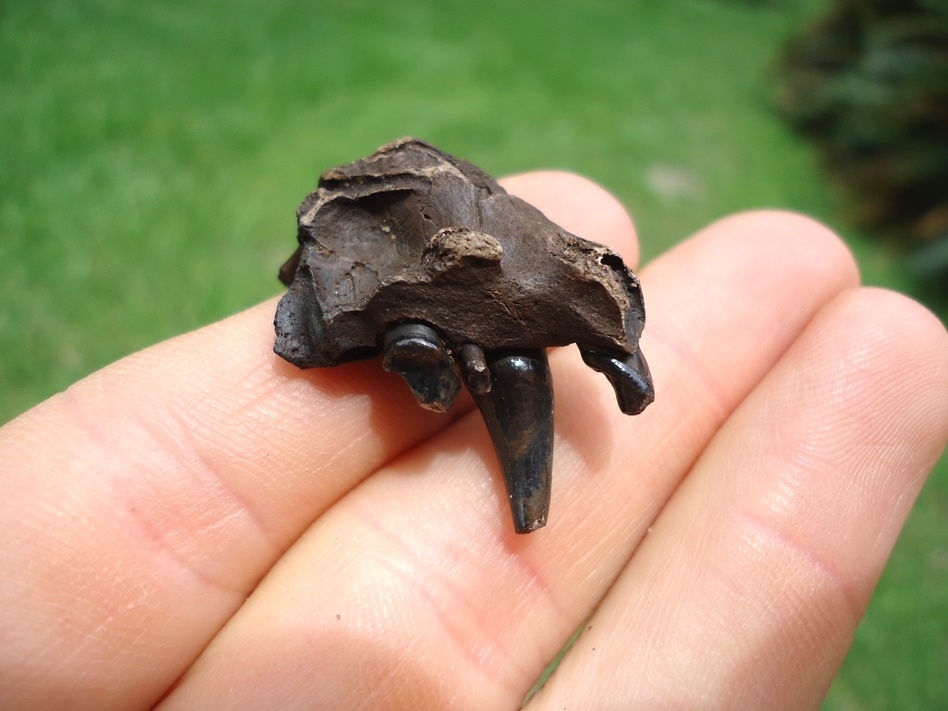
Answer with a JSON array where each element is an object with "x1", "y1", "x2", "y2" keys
[{"x1": 774, "y1": 0, "x2": 948, "y2": 282}]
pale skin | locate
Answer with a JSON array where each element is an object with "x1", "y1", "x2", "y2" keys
[{"x1": 1, "y1": 172, "x2": 947, "y2": 710}]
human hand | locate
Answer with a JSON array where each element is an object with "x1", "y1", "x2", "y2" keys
[{"x1": 1, "y1": 172, "x2": 946, "y2": 710}]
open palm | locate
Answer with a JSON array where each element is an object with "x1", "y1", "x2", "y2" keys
[{"x1": 2, "y1": 172, "x2": 946, "y2": 710}]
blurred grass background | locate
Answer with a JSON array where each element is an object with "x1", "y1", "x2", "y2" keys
[{"x1": 1, "y1": 0, "x2": 944, "y2": 707}]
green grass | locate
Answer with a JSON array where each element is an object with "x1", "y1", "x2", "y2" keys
[{"x1": 1, "y1": 0, "x2": 944, "y2": 707}]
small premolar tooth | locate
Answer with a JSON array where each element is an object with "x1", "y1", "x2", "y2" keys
[
  {"x1": 458, "y1": 343, "x2": 491, "y2": 394},
  {"x1": 579, "y1": 345, "x2": 655, "y2": 415},
  {"x1": 381, "y1": 323, "x2": 461, "y2": 412}
]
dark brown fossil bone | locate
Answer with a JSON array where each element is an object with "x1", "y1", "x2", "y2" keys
[{"x1": 274, "y1": 138, "x2": 653, "y2": 533}]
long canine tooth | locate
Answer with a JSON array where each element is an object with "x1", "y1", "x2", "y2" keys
[
  {"x1": 381, "y1": 323, "x2": 461, "y2": 412},
  {"x1": 471, "y1": 349, "x2": 554, "y2": 534}
]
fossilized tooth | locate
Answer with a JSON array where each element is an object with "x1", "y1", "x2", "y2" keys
[
  {"x1": 469, "y1": 349, "x2": 554, "y2": 534},
  {"x1": 273, "y1": 138, "x2": 654, "y2": 534},
  {"x1": 458, "y1": 343, "x2": 491, "y2": 395},
  {"x1": 381, "y1": 323, "x2": 461, "y2": 413},
  {"x1": 579, "y1": 346, "x2": 654, "y2": 416}
]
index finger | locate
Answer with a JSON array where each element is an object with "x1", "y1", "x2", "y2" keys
[{"x1": 0, "y1": 172, "x2": 638, "y2": 709}]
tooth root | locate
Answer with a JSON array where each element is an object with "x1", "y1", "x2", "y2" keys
[
  {"x1": 471, "y1": 348, "x2": 554, "y2": 534},
  {"x1": 381, "y1": 323, "x2": 461, "y2": 412}
]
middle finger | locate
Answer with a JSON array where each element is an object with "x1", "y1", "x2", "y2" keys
[{"x1": 161, "y1": 211, "x2": 859, "y2": 709}]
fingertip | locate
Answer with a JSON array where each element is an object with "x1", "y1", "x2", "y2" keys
[
  {"x1": 821, "y1": 286, "x2": 948, "y2": 444},
  {"x1": 500, "y1": 170, "x2": 639, "y2": 266},
  {"x1": 846, "y1": 285, "x2": 948, "y2": 355},
  {"x1": 706, "y1": 209, "x2": 861, "y2": 291}
]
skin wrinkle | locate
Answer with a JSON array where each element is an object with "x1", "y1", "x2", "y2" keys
[
  {"x1": 83, "y1": 392, "x2": 273, "y2": 598},
  {"x1": 50, "y1": 579, "x2": 146, "y2": 676},
  {"x1": 28, "y1": 550, "x2": 201, "y2": 708},
  {"x1": 2, "y1": 406, "x2": 197, "y2": 673},
  {"x1": 699, "y1": 551, "x2": 839, "y2": 708},
  {"x1": 734, "y1": 507, "x2": 864, "y2": 629},
  {"x1": 722, "y1": 522, "x2": 854, "y2": 706},
  {"x1": 345, "y1": 484, "x2": 549, "y2": 695},
  {"x1": 565, "y1": 505, "x2": 851, "y2": 710},
  {"x1": 263, "y1": 384, "x2": 393, "y2": 500},
  {"x1": 159, "y1": 401, "x2": 274, "y2": 551},
  {"x1": 22, "y1": 583, "x2": 111, "y2": 687},
  {"x1": 31, "y1": 379, "x2": 277, "y2": 706},
  {"x1": 243, "y1": 546, "x2": 476, "y2": 711}
]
